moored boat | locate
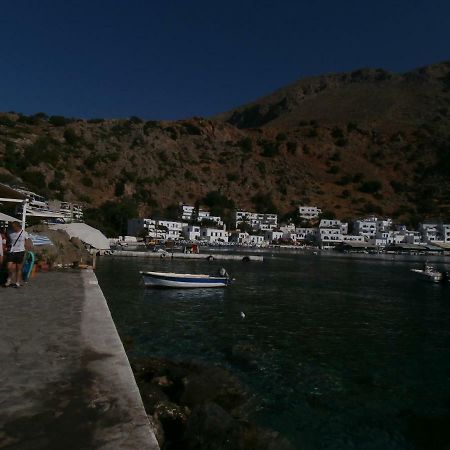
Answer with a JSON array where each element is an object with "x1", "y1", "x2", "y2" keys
[
  {"x1": 140, "y1": 270, "x2": 231, "y2": 288},
  {"x1": 411, "y1": 263, "x2": 448, "y2": 283}
]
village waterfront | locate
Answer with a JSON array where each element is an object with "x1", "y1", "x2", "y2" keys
[{"x1": 97, "y1": 251, "x2": 450, "y2": 450}]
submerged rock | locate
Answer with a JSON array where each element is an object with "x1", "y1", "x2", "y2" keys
[
  {"x1": 130, "y1": 357, "x2": 295, "y2": 450},
  {"x1": 180, "y1": 366, "x2": 249, "y2": 414},
  {"x1": 182, "y1": 402, "x2": 242, "y2": 450}
]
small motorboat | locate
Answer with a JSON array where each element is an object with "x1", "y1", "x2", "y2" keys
[
  {"x1": 140, "y1": 269, "x2": 231, "y2": 288},
  {"x1": 411, "y1": 263, "x2": 448, "y2": 284}
]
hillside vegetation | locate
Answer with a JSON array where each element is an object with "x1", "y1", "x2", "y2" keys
[{"x1": 1, "y1": 61, "x2": 450, "y2": 234}]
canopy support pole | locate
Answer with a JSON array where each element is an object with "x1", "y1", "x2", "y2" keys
[{"x1": 22, "y1": 200, "x2": 27, "y2": 229}]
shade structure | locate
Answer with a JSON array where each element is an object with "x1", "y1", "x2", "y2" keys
[
  {"x1": 0, "y1": 183, "x2": 27, "y2": 201},
  {"x1": 49, "y1": 223, "x2": 110, "y2": 250},
  {"x1": 0, "y1": 211, "x2": 18, "y2": 222}
]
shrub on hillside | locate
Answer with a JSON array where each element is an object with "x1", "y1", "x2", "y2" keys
[
  {"x1": 238, "y1": 137, "x2": 253, "y2": 153},
  {"x1": 24, "y1": 137, "x2": 61, "y2": 166},
  {"x1": 81, "y1": 176, "x2": 93, "y2": 187},
  {"x1": 22, "y1": 170, "x2": 47, "y2": 190},
  {"x1": 327, "y1": 165, "x2": 340, "y2": 174},
  {"x1": 49, "y1": 115, "x2": 70, "y2": 126},
  {"x1": 115, "y1": 181, "x2": 125, "y2": 197},
  {"x1": 286, "y1": 141, "x2": 297, "y2": 154},
  {"x1": 0, "y1": 116, "x2": 16, "y2": 127},
  {"x1": 307, "y1": 128, "x2": 318, "y2": 138},
  {"x1": 359, "y1": 180, "x2": 382, "y2": 194},
  {"x1": 203, "y1": 191, "x2": 234, "y2": 211},
  {"x1": 64, "y1": 128, "x2": 79, "y2": 146},
  {"x1": 260, "y1": 141, "x2": 280, "y2": 157},
  {"x1": 251, "y1": 193, "x2": 277, "y2": 214},
  {"x1": 347, "y1": 122, "x2": 358, "y2": 132}
]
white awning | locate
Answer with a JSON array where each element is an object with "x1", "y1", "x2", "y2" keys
[
  {"x1": 25, "y1": 209, "x2": 65, "y2": 219},
  {"x1": 49, "y1": 223, "x2": 110, "y2": 250},
  {"x1": 0, "y1": 211, "x2": 18, "y2": 222}
]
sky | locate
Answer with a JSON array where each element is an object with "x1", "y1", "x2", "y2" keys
[{"x1": 0, "y1": 0, "x2": 449, "y2": 120}]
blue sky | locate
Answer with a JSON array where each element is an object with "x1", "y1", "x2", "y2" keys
[{"x1": 0, "y1": 0, "x2": 449, "y2": 120}]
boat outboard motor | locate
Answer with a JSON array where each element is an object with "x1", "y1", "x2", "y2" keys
[{"x1": 218, "y1": 267, "x2": 229, "y2": 278}]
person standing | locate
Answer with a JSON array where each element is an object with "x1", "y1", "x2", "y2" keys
[{"x1": 5, "y1": 221, "x2": 32, "y2": 288}]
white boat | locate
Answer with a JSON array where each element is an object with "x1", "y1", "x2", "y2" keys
[
  {"x1": 411, "y1": 264, "x2": 448, "y2": 283},
  {"x1": 140, "y1": 271, "x2": 231, "y2": 288}
]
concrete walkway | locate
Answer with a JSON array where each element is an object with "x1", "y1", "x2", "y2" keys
[{"x1": 0, "y1": 270, "x2": 159, "y2": 450}]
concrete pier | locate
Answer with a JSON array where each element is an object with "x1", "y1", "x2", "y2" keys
[
  {"x1": 0, "y1": 270, "x2": 159, "y2": 450},
  {"x1": 110, "y1": 250, "x2": 264, "y2": 262}
]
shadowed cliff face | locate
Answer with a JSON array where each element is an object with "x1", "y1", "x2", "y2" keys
[{"x1": 0, "y1": 61, "x2": 449, "y2": 229}]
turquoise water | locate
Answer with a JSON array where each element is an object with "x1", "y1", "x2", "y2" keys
[{"x1": 96, "y1": 253, "x2": 450, "y2": 449}]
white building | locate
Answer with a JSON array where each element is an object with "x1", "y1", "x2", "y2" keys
[
  {"x1": 180, "y1": 204, "x2": 223, "y2": 226},
  {"x1": 235, "y1": 210, "x2": 278, "y2": 231},
  {"x1": 200, "y1": 227, "x2": 229, "y2": 243},
  {"x1": 295, "y1": 227, "x2": 317, "y2": 243},
  {"x1": 182, "y1": 225, "x2": 201, "y2": 241},
  {"x1": 319, "y1": 219, "x2": 348, "y2": 234},
  {"x1": 229, "y1": 232, "x2": 250, "y2": 244},
  {"x1": 342, "y1": 235, "x2": 365, "y2": 243},
  {"x1": 298, "y1": 206, "x2": 322, "y2": 220},
  {"x1": 127, "y1": 218, "x2": 187, "y2": 240},
  {"x1": 443, "y1": 224, "x2": 450, "y2": 243},
  {"x1": 354, "y1": 217, "x2": 392, "y2": 238},
  {"x1": 420, "y1": 223, "x2": 450, "y2": 243},
  {"x1": 318, "y1": 227, "x2": 343, "y2": 246},
  {"x1": 48, "y1": 200, "x2": 84, "y2": 223},
  {"x1": 248, "y1": 235, "x2": 265, "y2": 246},
  {"x1": 371, "y1": 229, "x2": 421, "y2": 247},
  {"x1": 263, "y1": 230, "x2": 284, "y2": 243}
]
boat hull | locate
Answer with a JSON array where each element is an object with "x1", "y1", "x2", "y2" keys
[
  {"x1": 140, "y1": 271, "x2": 229, "y2": 288},
  {"x1": 411, "y1": 269, "x2": 445, "y2": 283}
]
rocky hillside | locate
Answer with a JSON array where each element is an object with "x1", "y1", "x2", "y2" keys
[{"x1": 1, "y1": 61, "x2": 450, "y2": 233}]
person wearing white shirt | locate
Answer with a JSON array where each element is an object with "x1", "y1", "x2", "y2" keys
[{"x1": 5, "y1": 221, "x2": 32, "y2": 288}]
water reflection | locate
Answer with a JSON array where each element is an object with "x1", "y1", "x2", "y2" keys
[
  {"x1": 96, "y1": 252, "x2": 450, "y2": 450},
  {"x1": 142, "y1": 287, "x2": 225, "y2": 302}
]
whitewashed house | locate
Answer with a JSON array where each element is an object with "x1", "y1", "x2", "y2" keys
[
  {"x1": 342, "y1": 235, "x2": 365, "y2": 243},
  {"x1": 442, "y1": 224, "x2": 450, "y2": 243},
  {"x1": 182, "y1": 225, "x2": 201, "y2": 241},
  {"x1": 229, "y1": 232, "x2": 250, "y2": 244},
  {"x1": 180, "y1": 204, "x2": 223, "y2": 226},
  {"x1": 354, "y1": 217, "x2": 392, "y2": 239},
  {"x1": 420, "y1": 223, "x2": 440, "y2": 242},
  {"x1": 420, "y1": 223, "x2": 450, "y2": 243},
  {"x1": 200, "y1": 227, "x2": 229, "y2": 243},
  {"x1": 319, "y1": 219, "x2": 348, "y2": 234},
  {"x1": 235, "y1": 210, "x2": 278, "y2": 231},
  {"x1": 295, "y1": 227, "x2": 317, "y2": 243},
  {"x1": 248, "y1": 235, "x2": 265, "y2": 246},
  {"x1": 127, "y1": 218, "x2": 187, "y2": 240},
  {"x1": 298, "y1": 206, "x2": 322, "y2": 220},
  {"x1": 264, "y1": 230, "x2": 284, "y2": 243},
  {"x1": 318, "y1": 227, "x2": 343, "y2": 246},
  {"x1": 180, "y1": 204, "x2": 195, "y2": 220}
]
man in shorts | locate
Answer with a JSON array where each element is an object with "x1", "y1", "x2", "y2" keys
[{"x1": 5, "y1": 221, "x2": 32, "y2": 288}]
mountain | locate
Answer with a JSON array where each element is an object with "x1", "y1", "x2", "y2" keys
[{"x1": 1, "y1": 61, "x2": 450, "y2": 234}]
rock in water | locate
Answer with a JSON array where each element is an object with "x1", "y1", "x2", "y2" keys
[{"x1": 182, "y1": 402, "x2": 242, "y2": 450}]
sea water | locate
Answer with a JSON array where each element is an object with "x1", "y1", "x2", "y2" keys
[{"x1": 96, "y1": 252, "x2": 450, "y2": 449}]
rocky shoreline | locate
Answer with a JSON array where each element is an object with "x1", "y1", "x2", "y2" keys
[{"x1": 129, "y1": 356, "x2": 295, "y2": 450}]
